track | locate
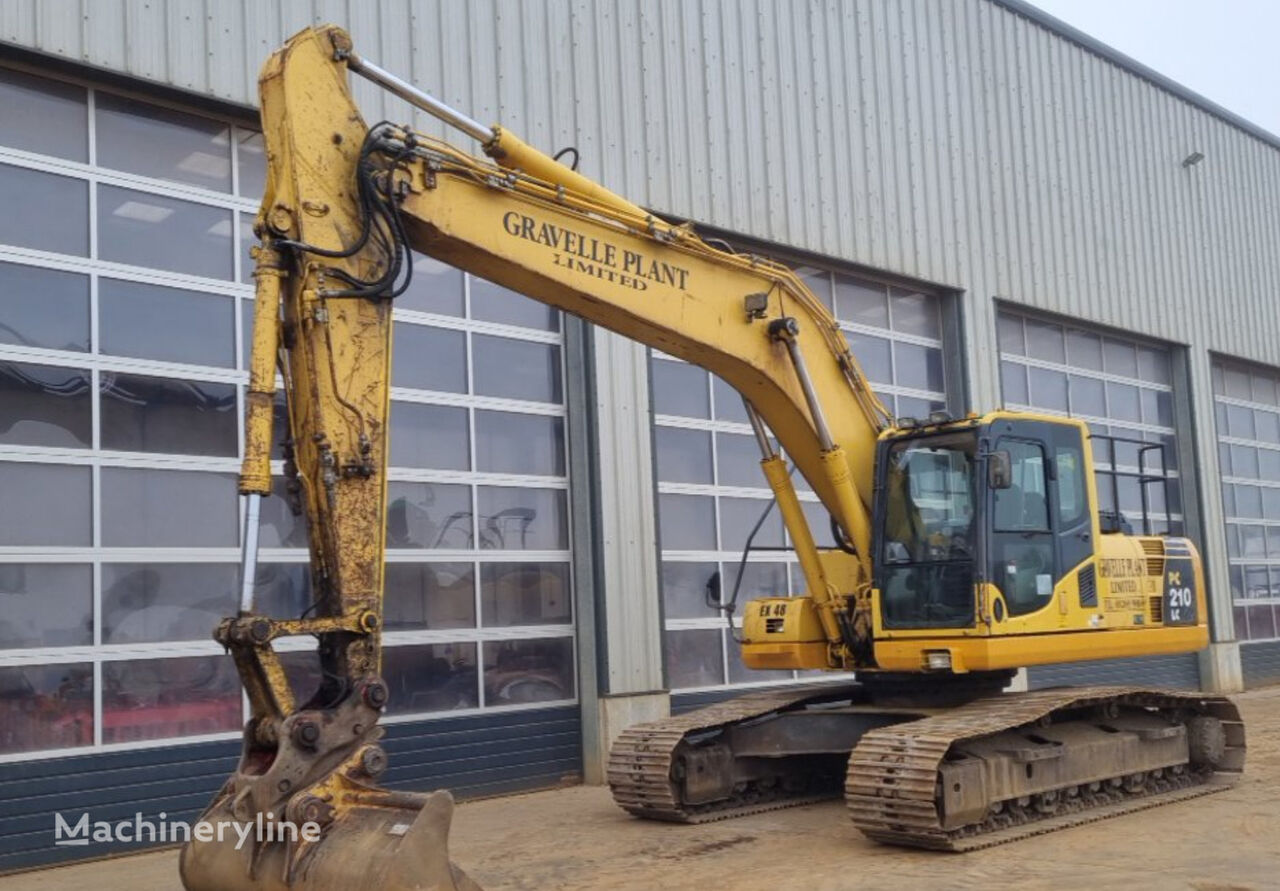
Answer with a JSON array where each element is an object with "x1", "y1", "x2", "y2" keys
[
  {"x1": 845, "y1": 686, "x2": 1245, "y2": 851},
  {"x1": 610, "y1": 683, "x2": 1245, "y2": 851},
  {"x1": 607, "y1": 684, "x2": 863, "y2": 823}
]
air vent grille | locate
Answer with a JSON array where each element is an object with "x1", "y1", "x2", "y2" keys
[
  {"x1": 1078, "y1": 564, "x2": 1097, "y2": 608},
  {"x1": 1140, "y1": 539, "x2": 1165, "y2": 577}
]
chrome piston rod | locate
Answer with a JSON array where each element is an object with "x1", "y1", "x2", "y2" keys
[{"x1": 345, "y1": 51, "x2": 492, "y2": 144}]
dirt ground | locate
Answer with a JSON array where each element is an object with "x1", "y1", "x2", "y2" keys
[{"x1": 3, "y1": 685, "x2": 1277, "y2": 891}]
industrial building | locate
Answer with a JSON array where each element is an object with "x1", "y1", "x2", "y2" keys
[{"x1": 1, "y1": 0, "x2": 1277, "y2": 872}]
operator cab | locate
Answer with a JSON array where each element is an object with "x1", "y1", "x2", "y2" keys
[{"x1": 874, "y1": 412, "x2": 1095, "y2": 630}]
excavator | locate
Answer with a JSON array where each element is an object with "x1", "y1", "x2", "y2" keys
[{"x1": 179, "y1": 25, "x2": 1245, "y2": 890}]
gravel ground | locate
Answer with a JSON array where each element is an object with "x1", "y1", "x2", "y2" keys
[{"x1": 3, "y1": 685, "x2": 1276, "y2": 891}]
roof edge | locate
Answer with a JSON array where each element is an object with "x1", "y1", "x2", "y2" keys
[{"x1": 992, "y1": 0, "x2": 1280, "y2": 153}]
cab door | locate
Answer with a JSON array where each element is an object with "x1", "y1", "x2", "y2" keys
[{"x1": 987, "y1": 421, "x2": 1092, "y2": 618}]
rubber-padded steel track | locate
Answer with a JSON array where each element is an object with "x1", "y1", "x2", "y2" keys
[
  {"x1": 607, "y1": 684, "x2": 862, "y2": 823},
  {"x1": 845, "y1": 686, "x2": 1245, "y2": 851}
]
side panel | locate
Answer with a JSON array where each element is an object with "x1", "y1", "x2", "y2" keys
[
  {"x1": 0, "y1": 707, "x2": 580, "y2": 874},
  {"x1": 1027, "y1": 654, "x2": 1200, "y2": 690}
]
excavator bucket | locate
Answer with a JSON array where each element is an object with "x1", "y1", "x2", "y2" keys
[{"x1": 180, "y1": 787, "x2": 479, "y2": 890}]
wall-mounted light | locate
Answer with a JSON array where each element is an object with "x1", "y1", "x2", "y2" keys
[{"x1": 1182, "y1": 151, "x2": 1205, "y2": 168}]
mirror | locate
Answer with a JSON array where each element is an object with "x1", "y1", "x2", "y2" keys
[{"x1": 988, "y1": 450, "x2": 1013, "y2": 489}]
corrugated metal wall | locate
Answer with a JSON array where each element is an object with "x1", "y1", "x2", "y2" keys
[
  {"x1": 6, "y1": 0, "x2": 1278, "y2": 643},
  {"x1": 0, "y1": 706, "x2": 580, "y2": 873}
]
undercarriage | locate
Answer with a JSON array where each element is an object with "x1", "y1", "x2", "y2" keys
[{"x1": 607, "y1": 681, "x2": 1244, "y2": 850}]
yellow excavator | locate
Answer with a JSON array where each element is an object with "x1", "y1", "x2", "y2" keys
[{"x1": 180, "y1": 25, "x2": 1245, "y2": 890}]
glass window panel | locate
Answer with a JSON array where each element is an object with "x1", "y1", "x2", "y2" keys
[
  {"x1": 651, "y1": 359, "x2": 709, "y2": 418},
  {"x1": 1106, "y1": 382, "x2": 1141, "y2": 423},
  {"x1": 796, "y1": 266, "x2": 833, "y2": 311},
  {"x1": 238, "y1": 213, "x2": 256, "y2": 285},
  {"x1": 897, "y1": 395, "x2": 945, "y2": 420},
  {"x1": 1025, "y1": 319, "x2": 1065, "y2": 364},
  {"x1": 727, "y1": 630, "x2": 792, "y2": 684},
  {"x1": 665, "y1": 628, "x2": 723, "y2": 689},
  {"x1": 277, "y1": 649, "x2": 323, "y2": 703},
  {"x1": 476, "y1": 486, "x2": 568, "y2": 550},
  {"x1": 661, "y1": 561, "x2": 719, "y2": 619},
  {"x1": 1231, "y1": 445, "x2": 1259, "y2": 480},
  {"x1": 1256, "y1": 410, "x2": 1280, "y2": 443},
  {"x1": 1264, "y1": 488, "x2": 1280, "y2": 522},
  {"x1": 658, "y1": 493, "x2": 716, "y2": 551},
  {"x1": 472, "y1": 335, "x2": 562, "y2": 403},
  {"x1": 236, "y1": 129, "x2": 266, "y2": 199},
  {"x1": 888, "y1": 288, "x2": 939, "y2": 338},
  {"x1": 1227, "y1": 404, "x2": 1256, "y2": 440},
  {"x1": 387, "y1": 481, "x2": 473, "y2": 549},
  {"x1": 1236, "y1": 485, "x2": 1263, "y2": 520},
  {"x1": 95, "y1": 92, "x2": 231, "y2": 191},
  {"x1": 100, "y1": 278, "x2": 234, "y2": 367},
  {"x1": 1029, "y1": 367, "x2": 1068, "y2": 412},
  {"x1": 252, "y1": 563, "x2": 311, "y2": 619},
  {"x1": 1225, "y1": 366, "x2": 1252, "y2": 400},
  {"x1": 1221, "y1": 483, "x2": 1236, "y2": 518},
  {"x1": 98, "y1": 185, "x2": 232, "y2": 279},
  {"x1": 1139, "y1": 388, "x2": 1174, "y2": 428},
  {"x1": 725, "y1": 560, "x2": 787, "y2": 600},
  {"x1": 716, "y1": 431, "x2": 768, "y2": 489},
  {"x1": 384, "y1": 642, "x2": 478, "y2": 714},
  {"x1": 1000, "y1": 362, "x2": 1028, "y2": 404},
  {"x1": 712, "y1": 375, "x2": 749, "y2": 423},
  {"x1": 101, "y1": 563, "x2": 236, "y2": 644},
  {"x1": 1068, "y1": 375, "x2": 1105, "y2": 417},
  {"x1": 0, "y1": 68, "x2": 86, "y2": 160},
  {"x1": 996, "y1": 312, "x2": 1024, "y2": 355},
  {"x1": 655, "y1": 426, "x2": 713, "y2": 484},
  {"x1": 258, "y1": 476, "x2": 307, "y2": 549},
  {"x1": 393, "y1": 324, "x2": 467, "y2": 393},
  {"x1": 481, "y1": 562, "x2": 570, "y2": 626},
  {"x1": 1245, "y1": 565, "x2": 1271, "y2": 598},
  {"x1": 1260, "y1": 449, "x2": 1280, "y2": 483},
  {"x1": 1268, "y1": 527, "x2": 1280, "y2": 559},
  {"x1": 385, "y1": 562, "x2": 475, "y2": 630},
  {"x1": 1240, "y1": 524, "x2": 1267, "y2": 558},
  {"x1": 483, "y1": 637, "x2": 574, "y2": 705},
  {"x1": 100, "y1": 372, "x2": 237, "y2": 456},
  {"x1": 395, "y1": 253, "x2": 465, "y2": 317},
  {"x1": 894, "y1": 343, "x2": 944, "y2": 393},
  {"x1": 101, "y1": 468, "x2": 236, "y2": 547},
  {"x1": 0, "y1": 261, "x2": 89, "y2": 351},
  {"x1": 1212, "y1": 363, "x2": 1226, "y2": 396},
  {"x1": 0, "y1": 462, "x2": 90, "y2": 546},
  {"x1": 470, "y1": 275, "x2": 558, "y2": 331},
  {"x1": 1102, "y1": 338, "x2": 1138, "y2": 378},
  {"x1": 1233, "y1": 604, "x2": 1250, "y2": 637},
  {"x1": 0, "y1": 164, "x2": 88, "y2": 255},
  {"x1": 1137, "y1": 346, "x2": 1171, "y2": 384},
  {"x1": 1066, "y1": 330, "x2": 1103, "y2": 370},
  {"x1": 0, "y1": 361, "x2": 91, "y2": 447},
  {"x1": 1253, "y1": 373, "x2": 1279, "y2": 406},
  {"x1": 0, "y1": 564, "x2": 92, "y2": 648},
  {"x1": 390, "y1": 402, "x2": 470, "y2": 471},
  {"x1": 1117, "y1": 476, "x2": 1143, "y2": 514},
  {"x1": 1246, "y1": 604, "x2": 1276, "y2": 639},
  {"x1": 834, "y1": 275, "x2": 887, "y2": 328},
  {"x1": 101, "y1": 655, "x2": 240, "y2": 743},
  {"x1": 850, "y1": 332, "x2": 892, "y2": 385},
  {"x1": 0, "y1": 663, "x2": 93, "y2": 754},
  {"x1": 720, "y1": 496, "x2": 785, "y2": 552},
  {"x1": 475, "y1": 410, "x2": 564, "y2": 476}
]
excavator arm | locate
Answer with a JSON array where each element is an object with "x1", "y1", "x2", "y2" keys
[{"x1": 181, "y1": 24, "x2": 889, "y2": 891}]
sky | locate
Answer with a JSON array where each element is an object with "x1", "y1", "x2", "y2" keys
[{"x1": 1027, "y1": 0, "x2": 1280, "y2": 137}]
